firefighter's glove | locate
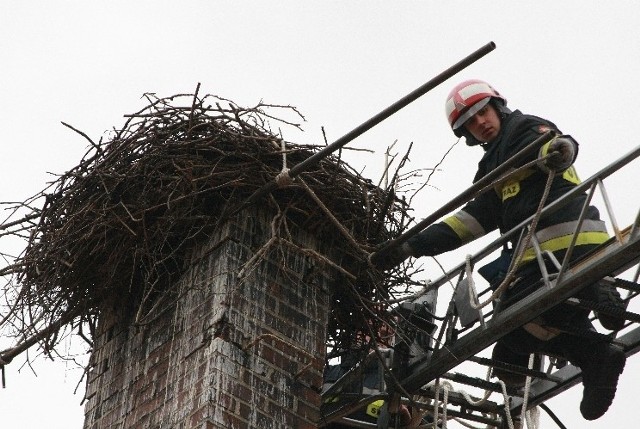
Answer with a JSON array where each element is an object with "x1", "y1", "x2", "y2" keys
[
  {"x1": 370, "y1": 242, "x2": 414, "y2": 271},
  {"x1": 539, "y1": 136, "x2": 577, "y2": 173}
]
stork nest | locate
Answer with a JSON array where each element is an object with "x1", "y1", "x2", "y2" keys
[{"x1": 0, "y1": 87, "x2": 417, "y2": 365}]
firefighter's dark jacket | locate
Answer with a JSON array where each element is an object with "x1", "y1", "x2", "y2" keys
[{"x1": 408, "y1": 110, "x2": 608, "y2": 259}]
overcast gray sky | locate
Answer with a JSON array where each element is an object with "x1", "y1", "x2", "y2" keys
[{"x1": 2, "y1": 2, "x2": 640, "y2": 428}]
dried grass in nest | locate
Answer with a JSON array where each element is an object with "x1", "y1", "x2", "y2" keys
[{"x1": 0, "y1": 87, "x2": 414, "y2": 365}]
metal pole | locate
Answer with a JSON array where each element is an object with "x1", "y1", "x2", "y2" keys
[
  {"x1": 238, "y1": 42, "x2": 497, "y2": 212},
  {"x1": 370, "y1": 130, "x2": 555, "y2": 264}
]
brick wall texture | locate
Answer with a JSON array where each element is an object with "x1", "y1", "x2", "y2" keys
[{"x1": 83, "y1": 206, "x2": 341, "y2": 428}]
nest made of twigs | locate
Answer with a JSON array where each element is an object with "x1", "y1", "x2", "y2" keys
[{"x1": 0, "y1": 87, "x2": 415, "y2": 364}]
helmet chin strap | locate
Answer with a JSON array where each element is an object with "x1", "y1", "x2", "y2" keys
[
  {"x1": 461, "y1": 128, "x2": 485, "y2": 147},
  {"x1": 465, "y1": 134, "x2": 483, "y2": 147},
  {"x1": 495, "y1": 103, "x2": 512, "y2": 116}
]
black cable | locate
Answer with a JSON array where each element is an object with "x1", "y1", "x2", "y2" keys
[{"x1": 539, "y1": 403, "x2": 567, "y2": 429}]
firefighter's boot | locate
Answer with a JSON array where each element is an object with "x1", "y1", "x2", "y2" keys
[
  {"x1": 594, "y1": 280, "x2": 626, "y2": 331},
  {"x1": 577, "y1": 342, "x2": 626, "y2": 420}
]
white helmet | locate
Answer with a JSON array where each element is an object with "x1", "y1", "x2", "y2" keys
[{"x1": 445, "y1": 79, "x2": 507, "y2": 137}]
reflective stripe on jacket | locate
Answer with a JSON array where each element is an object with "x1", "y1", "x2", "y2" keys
[
  {"x1": 442, "y1": 209, "x2": 487, "y2": 244},
  {"x1": 521, "y1": 219, "x2": 609, "y2": 262}
]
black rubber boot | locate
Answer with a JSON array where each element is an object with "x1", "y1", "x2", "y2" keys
[
  {"x1": 537, "y1": 331, "x2": 626, "y2": 421},
  {"x1": 577, "y1": 343, "x2": 626, "y2": 420}
]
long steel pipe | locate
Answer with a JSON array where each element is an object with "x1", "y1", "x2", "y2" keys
[{"x1": 237, "y1": 42, "x2": 497, "y2": 214}]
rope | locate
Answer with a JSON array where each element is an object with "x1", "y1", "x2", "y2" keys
[
  {"x1": 274, "y1": 169, "x2": 292, "y2": 187},
  {"x1": 426, "y1": 364, "x2": 546, "y2": 429},
  {"x1": 432, "y1": 379, "x2": 441, "y2": 428},
  {"x1": 432, "y1": 379, "x2": 454, "y2": 428},
  {"x1": 428, "y1": 369, "x2": 498, "y2": 429},
  {"x1": 451, "y1": 417, "x2": 491, "y2": 429},
  {"x1": 526, "y1": 407, "x2": 540, "y2": 429},
  {"x1": 459, "y1": 368, "x2": 494, "y2": 406},
  {"x1": 429, "y1": 355, "x2": 544, "y2": 429},
  {"x1": 519, "y1": 354, "x2": 539, "y2": 429},
  {"x1": 485, "y1": 353, "x2": 539, "y2": 429},
  {"x1": 496, "y1": 378, "x2": 515, "y2": 429},
  {"x1": 275, "y1": 138, "x2": 293, "y2": 187}
]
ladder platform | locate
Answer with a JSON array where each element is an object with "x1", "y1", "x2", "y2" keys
[{"x1": 400, "y1": 227, "x2": 640, "y2": 392}]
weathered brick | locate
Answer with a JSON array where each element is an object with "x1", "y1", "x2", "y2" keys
[
  {"x1": 84, "y1": 207, "x2": 335, "y2": 429},
  {"x1": 221, "y1": 413, "x2": 249, "y2": 429}
]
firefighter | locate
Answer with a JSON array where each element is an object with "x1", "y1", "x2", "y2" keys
[{"x1": 373, "y1": 79, "x2": 626, "y2": 421}]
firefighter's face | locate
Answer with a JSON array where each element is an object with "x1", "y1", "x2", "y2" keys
[{"x1": 463, "y1": 103, "x2": 501, "y2": 143}]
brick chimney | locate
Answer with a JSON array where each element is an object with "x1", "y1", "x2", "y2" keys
[{"x1": 83, "y1": 205, "x2": 341, "y2": 428}]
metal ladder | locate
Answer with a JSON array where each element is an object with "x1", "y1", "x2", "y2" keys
[{"x1": 321, "y1": 144, "x2": 640, "y2": 428}]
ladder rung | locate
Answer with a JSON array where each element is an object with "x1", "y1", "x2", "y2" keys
[
  {"x1": 570, "y1": 297, "x2": 640, "y2": 324},
  {"x1": 467, "y1": 355, "x2": 563, "y2": 384}
]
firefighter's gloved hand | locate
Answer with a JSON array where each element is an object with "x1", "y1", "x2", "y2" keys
[
  {"x1": 541, "y1": 136, "x2": 577, "y2": 172},
  {"x1": 370, "y1": 242, "x2": 414, "y2": 271}
]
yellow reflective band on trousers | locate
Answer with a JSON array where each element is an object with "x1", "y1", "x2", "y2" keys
[{"x1": 521, "y1": 231, "x2": 609, "y2": 263}]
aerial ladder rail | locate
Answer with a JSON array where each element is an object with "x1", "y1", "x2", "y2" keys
[
  {"x1": 322, "y1": 145, "x2": 640, "y2": 428},
  {"x1": 509, "y1": 320, "x2": 640, "y2": 416},
  {"x1": 414, "y1": 142, "x2": 640, "y2": 296},
  {"x1": 400, "y1": 142, "x2": 640, "y2": 393}
]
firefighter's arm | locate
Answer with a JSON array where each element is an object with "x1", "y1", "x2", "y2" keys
[
  {"x1": 372, "y1": 189, "x2": 499, "y2": 271},
  {"x1": 370, "y1": 222, "x2": 459, "y2": 271},
  {"x1": 407, "y1": 222, "x2": 463, "y2": 257},
  {"x1": 406, "y1": 203, "x2": 492, "y2": 256},
  {"x1": 373, "y1": 207, "x2": 492, "y2": 270}
]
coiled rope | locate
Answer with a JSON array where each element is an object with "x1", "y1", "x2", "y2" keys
[{"x1": 428, "y1": 351, "x2": 539, "y2": 429}]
